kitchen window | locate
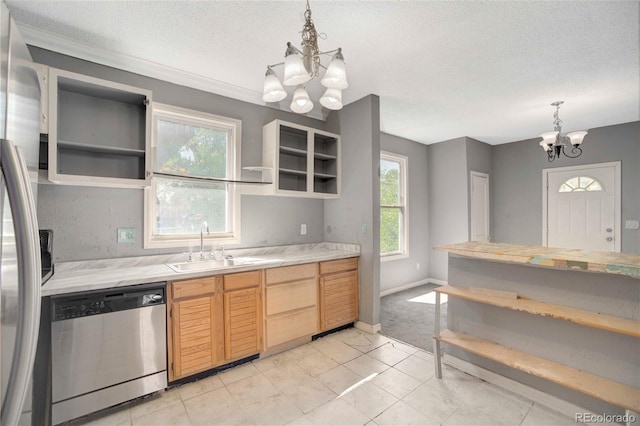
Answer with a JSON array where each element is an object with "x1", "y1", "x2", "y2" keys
[
  {"x1": 380, "y1": 151, "x2": 408, "y2": 259},
  {"x1": 144, "y1": 103, "x2": 241, "y2": 248}
]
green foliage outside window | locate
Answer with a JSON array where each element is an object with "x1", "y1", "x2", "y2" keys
[
  {"x1": 154, "y1": 119, "x2": 231, "y2": 236},
  {"x1": 380, "y1": 158, "x2": 403, "y2": 255}
]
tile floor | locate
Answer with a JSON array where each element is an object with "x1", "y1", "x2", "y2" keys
[{"x1": 71, "y1": 328, "x2": 579, "y2": 426}]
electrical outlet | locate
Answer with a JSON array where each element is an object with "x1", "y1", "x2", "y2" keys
[
  {"x1": 117, "y1": 227, "x2": 135, "y2": 243},
  {"x1": 300, "y1": 224, "x2": 307, "y2": 235},
  {"x1": 361, "y1": 223, "x2": 367, "y2": 234},
  {"x1": 416, "y1": 263, "x2": 420, "y2": 270},
  {"x1": 625, "y1": 219, "x2": 640, "y2": 229}
]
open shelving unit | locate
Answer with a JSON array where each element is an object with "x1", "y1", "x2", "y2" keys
[
  {"x1": 312, "y1": 132, "x2": 338, "y2": 195},
  {"x1": 47, "y1": 67, "x2": 152, "y2": 187},
  {"x1": 263, "y1": 119, "x2": 340, "y2": 198},
  {"x1": 433, "y1": 285, "x2": 640, "y2": 413}
]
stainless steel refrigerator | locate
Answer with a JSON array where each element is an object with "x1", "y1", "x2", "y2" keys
[{"x1": 0, "y1": 2, "x2": 43, "y2": 426}]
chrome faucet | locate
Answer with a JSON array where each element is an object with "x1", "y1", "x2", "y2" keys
[{"x1": 199, "y1": 221, "x2": 209, "y2": 260}]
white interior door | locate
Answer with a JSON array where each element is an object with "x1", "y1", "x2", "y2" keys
[
  {"x1": 470, "y1": 171, "x2": 490, "y2": 242},
  {"x1": 544, "y1": 162, "x2": 620, "y2": 252}
]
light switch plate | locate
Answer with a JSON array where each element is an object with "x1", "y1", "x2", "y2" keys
[{"x1": 117, "y1": 227, "x2": 135, "y2": 243}]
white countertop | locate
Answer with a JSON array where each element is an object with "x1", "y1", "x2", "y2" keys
[{"x1": 43, "y1": 243, "x2": 360, "y2": 297}]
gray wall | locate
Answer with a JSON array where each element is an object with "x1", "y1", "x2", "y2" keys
[
  {"x1": 427, "y1": 137, "x2": 469, "y2": 281},
  {"x1": 492, "y1": 121, "x2": 640, "y2": 254},
  {"x1": 32, "y1": 47, "x2": 333, "y2": 262},
  {"x1": 379, "y1": 133, "x2": 430, "y2": 293},
  {"x1": 324, "y1": 95, "x2": 381, "y2": 327}
]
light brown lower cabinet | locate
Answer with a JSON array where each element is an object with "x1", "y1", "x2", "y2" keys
[
  {"x1": 224, "y1": 270, "x2": 263, "y2": 360},
  {"x1": 167, "y1": 276, "x2": 224, "y2": 382},
  {"x1": 167, "y1": 258, "x2": 358, "y2": 382},
  {"x1": 319, "y1": 257, "x2": 359, "y2": 331},
  {"x1": 264, "y1": 263, "x2": 318, "y2": 349}
]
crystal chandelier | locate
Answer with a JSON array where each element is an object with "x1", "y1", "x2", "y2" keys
[
  {"x1": 539, "y1": 101, "x2": 588, "y2": 162},
  {"x1": 262, "y1": 0, "x2": 348, "y2": 114}
]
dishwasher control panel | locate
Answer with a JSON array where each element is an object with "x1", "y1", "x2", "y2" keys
[{"x1": 52, "y1": 283, "x2": 166, "y2": 321}]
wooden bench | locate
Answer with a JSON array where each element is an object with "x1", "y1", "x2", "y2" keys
[{"x1": 432, "y1": 285, "x2": 640, "y2": 414}]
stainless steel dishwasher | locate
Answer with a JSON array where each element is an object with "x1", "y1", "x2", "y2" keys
[{"x1": 50, "y1": 283, "x2": 167, "y2": 424}]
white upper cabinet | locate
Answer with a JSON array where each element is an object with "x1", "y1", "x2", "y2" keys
[
  {"x1": 45, "y1": 67, "x2": 152, "y2": 188},
  {"x1": 262, "y1": 119, "x2": 340, "y2": 198}
]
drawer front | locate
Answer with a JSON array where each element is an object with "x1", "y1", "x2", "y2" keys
[
  {"x1": 266, "y1": 307, "x2": 317, "y2": 348},
  {"x1": 171, "y1": 276, "x2": 220, "y2": 300},
  {"x1": 265, "y1": 263, "x2": 317, "y2": 285},
  {"x1": 266, "y1": 278, "x2": 317, "y2": 316},
  {"x1": 224, "y1": 270, "x2": 261, "y2": 291},
  {"x1": 321, "y1": 270, "x2": 358, "y2": 288},
  {"x1": 319, "y1": 257, "x2": 358, "y2": 275}
]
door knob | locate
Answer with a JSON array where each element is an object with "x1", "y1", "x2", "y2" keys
[
  {"x1": 606, "y1": 236, "x2": 613, "y2": 242},
  {"x1": 606, "y1": 228, "x2": 613, "y2": 233}
]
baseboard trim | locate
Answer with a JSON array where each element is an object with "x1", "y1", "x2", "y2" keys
[
  {"x1": 355, "y1": 321, "x2": 381, "y2": 334},
  {"x1": 443, "y1": 355, "x2": 597, "y2": 420},
  {"x1": 380, "y1": 278, "x2": 447, "y2": 297},
  {"x1": 428, "y1": 278, "x2": 448, "y2": 286}
]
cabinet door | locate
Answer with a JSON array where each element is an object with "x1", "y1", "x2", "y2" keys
[
  {"x1": 169, "y1": 292, "x2": 224, "y2": 381},
  {"x1": 320, "y1": 269, "x2": 359, "y2": 332},
  {"x1": 224, "y1": 287, "x2": 262, "y2": 360}
]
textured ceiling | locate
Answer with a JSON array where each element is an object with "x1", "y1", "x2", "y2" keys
[{"x1": 7, "y1": 1, "x2": 639, "y2": 145}]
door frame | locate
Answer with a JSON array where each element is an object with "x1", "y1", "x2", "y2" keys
[
  {"x1": 542, "y1": 161, "x2": 621, "y2": 252},
  {"x1": 470, "y1": 171, "x2": 490, "y2": 242}
]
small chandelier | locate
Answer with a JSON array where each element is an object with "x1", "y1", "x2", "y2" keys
[
  {"x1": 262, "y1": 0, "x2": 348, "y2": 114},
  {"x1": 539, "y1": 101, "x2": 588, "y2": 162}
]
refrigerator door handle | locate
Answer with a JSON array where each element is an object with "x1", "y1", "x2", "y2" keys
[{"x1": 0, "y1": 138, "x2": 41, "y2": 426}]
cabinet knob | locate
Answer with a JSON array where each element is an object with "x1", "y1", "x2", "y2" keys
[
  {"x1": 606, "y1": 236, "x2": 613, "y2": 242},
  {"x1": 606, "y1": 228, "x2": 613, "y2": 233}
]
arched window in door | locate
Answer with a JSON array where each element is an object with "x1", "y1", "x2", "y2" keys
[{"x1": 558, "y1": 176, "x2": 603, "y2": 193}]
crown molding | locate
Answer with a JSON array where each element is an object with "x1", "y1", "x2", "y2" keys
[{"x1": 18, "y1": 23, "x2": 324, "y2": 120}]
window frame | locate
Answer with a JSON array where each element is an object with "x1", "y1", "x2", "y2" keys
[
  {"x1": 144, "y1": 102, "x2": 242, "y2": 249},
  {"x1": 380, "y1": 151, "x2": 409, "y2": 261}
]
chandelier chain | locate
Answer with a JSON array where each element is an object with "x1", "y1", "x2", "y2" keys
[
  {"x1": 302, "y1": 0, "x2": 321, "y2": 77},
  {"x1": 553, "y1": 104, "x2": 563, "y2": 132}
]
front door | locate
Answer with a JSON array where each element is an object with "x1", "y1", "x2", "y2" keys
[{"x1": 543, "y1": 162, "x2": 620, "y2": 252}]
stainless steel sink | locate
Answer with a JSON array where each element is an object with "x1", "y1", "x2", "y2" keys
[{"x1": 167, "y1": 257, "x2": 268, "y2": 273}]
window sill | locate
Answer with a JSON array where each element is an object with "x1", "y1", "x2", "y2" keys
[
  {"x1": 381, "y1": 252, "x2": 409, "y2": 262},
  {"x1": 144, "y1": 235, "x2": 241, "y2": 250}
]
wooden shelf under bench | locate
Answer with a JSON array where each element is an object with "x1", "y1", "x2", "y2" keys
[
  {"x1": 436, "y1": 285, "x2": 640, "y2": 338},
  {"x1": 433, "y1": 284, "x2": 640, "y2": 414},
  {"x1": 438, "y1": 330, "x2": 640, "y2": 413}
]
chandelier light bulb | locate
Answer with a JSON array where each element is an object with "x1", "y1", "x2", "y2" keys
[
  {"x1": 321, "y1": 49, "x2": 348, "y2": 89},
  {"x1": 290, "y1": 86, "x2": 313, "y2": 114},
  {"x1": 319, "y1": 88, "x2": 343, "y2": 110},
  {"x1": 567, "y1": 131, "x2": 588, "y2": 146},
  {"x1": 539, "y1": 131, "x2": 558, "y2": 146},
  {"x1": 262, "y1": 68, "x2": 287, "y2": 103},
  {"x1": 283, "y1": 43, "x2": 312, "y2": 86}
]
